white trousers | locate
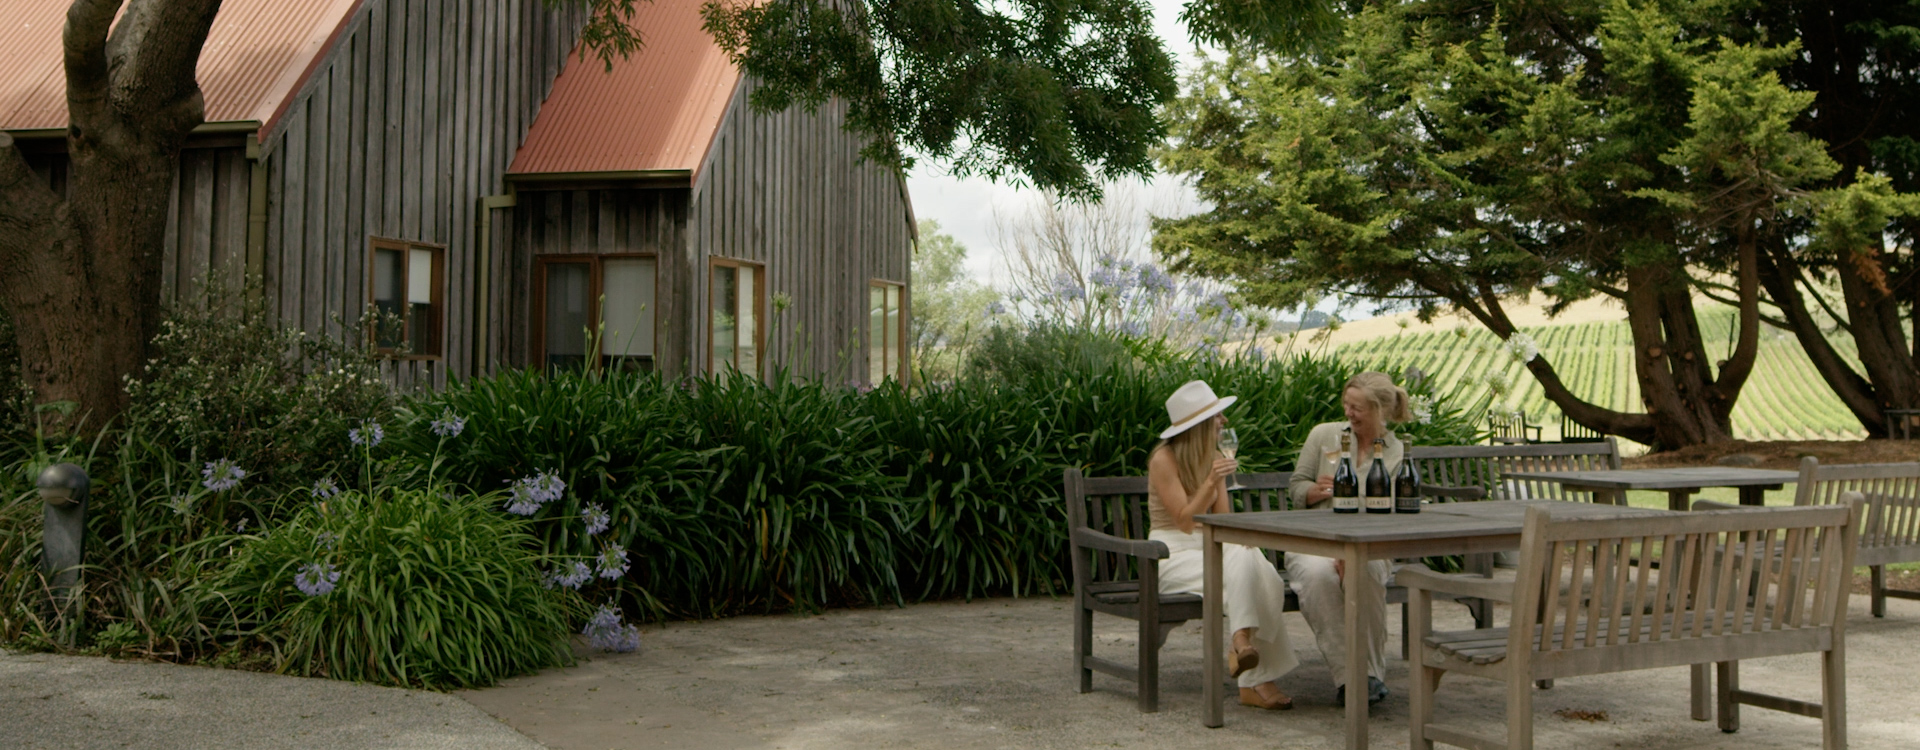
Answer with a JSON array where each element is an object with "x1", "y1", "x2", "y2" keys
[
  {"x1": 1151, "y1": 530, "x2": 1300, "y2": 687},
  {"x1": 1284, "y1": 553, "x2": 1391, "y2": 689}
]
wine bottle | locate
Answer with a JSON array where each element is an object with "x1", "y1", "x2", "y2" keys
[
  {"x1": 1364, "y1": 437, "x2": 1392, "y2": 514},
  {"x1": 1332, "y1": 429, "x2": 1359, "y2": 513},
  {"x1": 1394, "y1": 440, "x2": 1421, "y2": 514}
]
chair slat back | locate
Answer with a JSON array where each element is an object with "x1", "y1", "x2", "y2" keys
[
  {"x1": 1410, "y1": 440, "x2": 1621, "y2": 502},
  {"x1": 1511, "y1": 504, "x2": 1858, "y2": 661},
  {"x1": 1795, "y1": 458, "x2": 1920, "y2": 554}
]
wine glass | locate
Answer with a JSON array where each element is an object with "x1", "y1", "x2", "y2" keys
[{"x1": 1219, "y1": 428, "x2": 1246, "y2": 491}]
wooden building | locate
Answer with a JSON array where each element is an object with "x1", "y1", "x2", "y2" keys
[{"x1": 0, "y1": 0, "x2": 915, "y2": 388}]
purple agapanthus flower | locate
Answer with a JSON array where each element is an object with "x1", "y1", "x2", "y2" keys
[
  {"x1": 348, "y1": 420, "x2": 384, "y2": 447},
  {"x1": 583, "y1": 603, "x2": 642, "y2": 652},
  {"x1": 545, "y1": 561, "x2": 593, "y2": 590},
  {"x1": 310, "y1": 477, "x2": 339, "y2": 499},
  {"x1": 582, "y1": 504, "x2": 611, "y2": 535},
  {"x1": 315, "y1": 531, "x2": 339, "y2": 551},
  {"x1": 595, "y1": 544, "x2": 630, "y2": 579},
  {"x1": 504, "y1": 471, "x2": 566, "y2": 515},
  {"x1": 429, "y1": 411, "x2": 467, "y2": 438},
  {"x1": 201, "y1": 459, "x2": 246, "y2": 492},
  {"x1": 294, "y1": 561, "x2": 342, "y2": 597}
]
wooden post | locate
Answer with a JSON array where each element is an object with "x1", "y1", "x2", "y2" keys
[{"x1": 1202, "y1": 524, "x2": 1224, "y2": 728}]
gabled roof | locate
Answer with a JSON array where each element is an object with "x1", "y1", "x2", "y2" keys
[
  {"x1": 506, "y1": 0, "x2": 740, "y2": 179},
  {"x1": 0, "y1": 0, "x2": 362, "y2": 133}
]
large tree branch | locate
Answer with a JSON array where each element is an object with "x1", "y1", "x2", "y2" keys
[
  {"x1": 110, "y1": 0, "x2": 220, "y2": 137},
  {"x1": 1711, "y1": 223, "x2": 1763, "y2": 401},
  {"x1": 1756, "y1": 238, "x2": 1883, "y2": 429},
  {"x1": 63, "y1": 0, "x2": 121, "y2": 133}
]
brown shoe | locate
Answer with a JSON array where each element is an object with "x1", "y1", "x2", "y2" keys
[
  {"x1": 1239, "y1": 683, "x2": 1294, "y2": 710},
  {"x1": 1228, "y1": 645, "x2": 1259, "y2": 678}
]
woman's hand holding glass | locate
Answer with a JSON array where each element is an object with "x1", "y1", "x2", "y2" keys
[{"x1": 1219, "y1": 427, "x2": 1245, "y2": 491}]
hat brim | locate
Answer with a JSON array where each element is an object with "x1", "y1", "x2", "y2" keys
[{"x1": 1159, "y1": 395, "x2": 1237, "y2": 440}]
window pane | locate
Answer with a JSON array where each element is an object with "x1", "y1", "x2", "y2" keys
[
  {"x1": 408, "y1": 249, "x2": 434, "y2": 304},
  {"x1": 736, "y1": 265, "x2": 756, "y2": 375},
  {"x1": 711, "y1": 265, "x2": 736, "y2": 370},
  {"x1": 601, "y1": 258, "x2": 655, "y2": 365},
  {"x1": 869, "y1": 285, "x2": 885, "y2": 384},
  {"x1": 886, "y1": 284, "x2": 901, "y2": 380},
  {"x1": 602, "y1": 260, "x2": 656, "y2": 360},
  {"x1": 372, "y1": 248, "x2": 405, "y2": 349},
  {"x1": 544, "y1": 262, "x2": 591, "y2": 369}
]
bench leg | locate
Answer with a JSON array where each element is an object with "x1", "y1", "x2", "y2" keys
[
  {"x1": 1074, "y1": 600, "x2": 1093, "y2": 694},
  {"x1": 1138, "y1": 613, "x2": 1159, "y2": 713},
  {"x1": 1716, "y1": 661, "x2": 1739, "y2": 733},
  {"x1": 1409, "y1": 590, "x2": 1436, "y2": 750},
  {"x1": 1871, "y1": 565, "x2": 1887, "y2": 618},
  {"x1": 1507, "y1": 664, "x2": 1536, "y2": 750},
  {"x1": 1823, "y1": 644, "x2": 1847, "y2": 750},
  {"x1": 1691, "y1": 664, "x2": 1712, "y2": 721}
]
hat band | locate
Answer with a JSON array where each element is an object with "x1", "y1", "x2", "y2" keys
[{"x1": 1168, "y1": 397, "x2": 1225, "y2": 432}]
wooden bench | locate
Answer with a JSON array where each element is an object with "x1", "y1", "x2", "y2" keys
[
  {"x1": 1558, "y1": 414, "x2": 1607, "y2": 443},
  {"x1": 1411, "y1": 440, "x2": 1622, "y2": 505},
  {"x1": 1403, "y1": 501, "x2": 1861, "y2": 750},
  {"x1": 1065, "y1": 467, "x2": 1487, "y2": 712},
  {"x1": 1795, "y1": 458, "x2": 1920, "y2": 617},
  {"x1": 1488, "y1": 410, "x2": 1544, "y2": 445}
]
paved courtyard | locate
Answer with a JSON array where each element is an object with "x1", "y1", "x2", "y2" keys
[{"x1": 4, "y1": 590, "x2": 1917, "y2": 749}]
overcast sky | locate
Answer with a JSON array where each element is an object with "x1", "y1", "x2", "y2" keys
[{"x1": 902, "y1": 0, "x2": 1209, "y2": 290}]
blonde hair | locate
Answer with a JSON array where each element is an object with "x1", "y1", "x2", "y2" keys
[
  {"x1": 1156, "y1": 417, "x2": 1221, "y2": 497},
  {"x1": 1346, "y1": 371, "x2": 1413, "y2": 423}
]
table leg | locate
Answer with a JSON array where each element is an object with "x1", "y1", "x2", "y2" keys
[
  {"x1": 1738, "y1": 486, "x2": 1766, "y2": 506},
  {"x1": 1344, "y1": 544, "x2": 1370, "y2": 750},
  {"x1": 1203, "y1": 526, "x2": 1224, "y2": 728},
  {"x1": 1667, "y1": 489, "x2": 1693, "y2": 512}
]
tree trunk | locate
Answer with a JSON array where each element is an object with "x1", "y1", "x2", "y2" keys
[{"x1": 0, "y1": 0, "x2": 223, "y2": 437}]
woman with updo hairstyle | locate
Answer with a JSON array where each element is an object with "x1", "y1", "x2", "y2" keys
[{"x1": 1284, "y1": 371, "x2": 1412, "y2": 705}]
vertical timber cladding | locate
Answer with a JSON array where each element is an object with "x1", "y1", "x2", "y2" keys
[
  {"x1": 256, "y1": 0, "x2": 587, "y2": 390},
  {"x1": 687, "y1": 77, "x2": 914, "y2": 384},
  {"x1": 502, "y1": 189, "x2": 689, "y2": 374}
]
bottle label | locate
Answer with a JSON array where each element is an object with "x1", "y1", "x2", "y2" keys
[
  {"x1": 1366, "y1": 493, "x2": 1392, "y2": 512},
  {"x1": 1333, "y1": 494, "x2": 1360, "y2": 511}
]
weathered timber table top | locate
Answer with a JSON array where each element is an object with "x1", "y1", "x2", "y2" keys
[
  {"x1": 1502, "y1": 467, "x2": 1799, "y2": 490},
  {"x1": 1195, "y1": 499, "x2": 1673, "y2": 544}
]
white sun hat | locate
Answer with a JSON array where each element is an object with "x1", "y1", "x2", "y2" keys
[{"x1": 1160, "y1": 380, "x2": 1238, "y2": 440}]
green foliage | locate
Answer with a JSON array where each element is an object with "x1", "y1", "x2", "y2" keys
[
  {"x1": 910, "y1": 220, "x2": 1001, "y2": 381},
  {"x1": 122, "y1": 300, "x2": 393, "y2": 490},
  {"x1": 217, "y1": 487, "x2": 575, "y2": 689},
  {"x1": 0, "y1": 308, "x2": 21, "y2": 438}
]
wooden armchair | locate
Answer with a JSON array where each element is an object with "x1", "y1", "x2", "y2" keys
[
  {"x1": 1558, "y1": 414, "x2": 1607, "y2": 443},
  {"x1": 1794, "y1": 458, "x2": 1920, "y2": 617},
  {"x1": 1403, "y1": 502, "x2": 1861, "y2": 750},
  {"x1": 1410, "y1": 440, "x2": 1622, "y2": 505}
]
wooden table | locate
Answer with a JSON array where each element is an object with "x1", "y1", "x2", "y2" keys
[
  {"x1": 1197, "y1": 500, "x2": 1674, "y2": 750},
  {"x1": 1503, "y1": 467, "x2": 1800, "y2": 511}
]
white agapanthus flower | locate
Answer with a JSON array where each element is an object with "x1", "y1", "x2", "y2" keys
[
  {"x1": 1485, "y1": 370, "x2": 1512, "y2": 396},
  {"x1": 1505, "y1": 332, "x2": 1540, "y2": 363},
  {"x1": 1409, "y1": 395, "x2": 1434, "y2": 424}
]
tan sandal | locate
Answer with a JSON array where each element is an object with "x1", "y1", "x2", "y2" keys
[
  {"x1": 1228, "y1": 644, "x2": 1259, "y2": 678},
  {"x1": 1239, "y1": 683, "x2": 1294, "y2": 710}
]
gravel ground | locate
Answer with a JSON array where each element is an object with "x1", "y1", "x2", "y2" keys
[
  {"x1": 0, "y1": 651, "x2": 541, "y2": 750},
  {"x1": 459, "y1": 591, "x2": 1920, "y2": 750}
]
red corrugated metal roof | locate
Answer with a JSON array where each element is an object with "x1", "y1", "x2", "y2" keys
[
  {"x1": 0, "y1": 0, "x2": 361, "y2": 133},
  {"x1": 507, "y1": 0, "x2": 740, "y2": 177}
]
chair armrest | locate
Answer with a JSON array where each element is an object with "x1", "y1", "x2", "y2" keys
[
  {"x1": 1690, "y1": 499, "x2": 1749, "y2": 511},
  {"x1": 1071, "y1": 528, "x2": 1170, "y2": 559},
  {"x1": 1396, "y1": 563, "x2": 1514, "y2": 603},
  {"x1": 1421, "y1": 483, "x2": 1488, "y2": 501}
]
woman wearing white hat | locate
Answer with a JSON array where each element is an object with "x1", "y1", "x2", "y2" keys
[{"x1": 1148, "y1": 380, "x2": 1298, "y2": 710}]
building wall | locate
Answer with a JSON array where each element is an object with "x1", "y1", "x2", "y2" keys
[
  {"x1": 686, "y1": 81, "x2": 916, "y2": 384},
  {"x1": 258, "y1": 0, "x2": 587, "y2": 390}
]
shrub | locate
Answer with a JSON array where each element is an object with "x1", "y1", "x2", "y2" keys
[{"x1": 218, "y1": 486, "x2": 575, "y2": 689}]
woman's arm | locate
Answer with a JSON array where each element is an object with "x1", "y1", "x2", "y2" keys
[
  {"x1": 1290, "y1": 424, "x2": 1332, "y2": 509},
  {"x1": 1148, "y1": 448, "x2": 1235, "y2": 534}
]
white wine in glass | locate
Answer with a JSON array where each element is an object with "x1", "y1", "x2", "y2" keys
[{"x1": 1219, "y1": 428, "x2": 1245, "y2": 491}]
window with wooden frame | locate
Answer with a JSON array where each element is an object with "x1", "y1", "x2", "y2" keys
[
  {"x1": 709, "y1": 258, "x2": 764, "y2": 377},
  {"x1": 533, "y1": 255, "x2": 657, "y2": 371},
  {"x1": 868, "y1": 280, "x2": 905, "y2": 384},
  {"x1": 368, "y1": 238, "x2": 444, "y2": 358}
]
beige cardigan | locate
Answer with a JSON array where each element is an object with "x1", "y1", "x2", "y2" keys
[{"x1": 1288, "y1": 421, "x2": 1404, "y2": 509}]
